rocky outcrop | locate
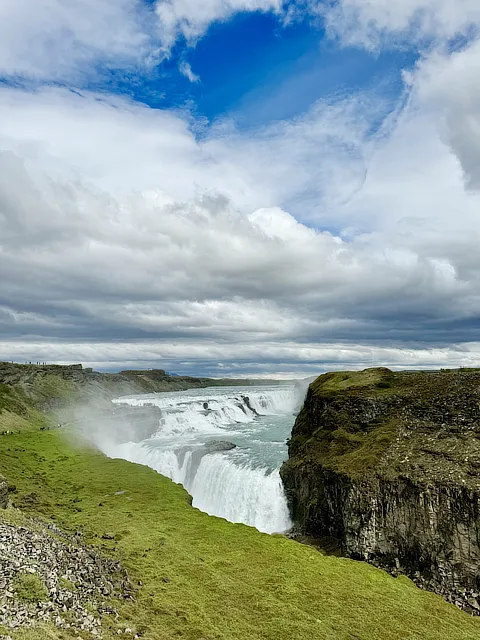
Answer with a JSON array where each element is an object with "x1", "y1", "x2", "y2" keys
[
  {"x1": 280, "y1": 367, "x2": 480, "y2": 613},
  {"x1": 0, "y1": 475, "x2": 7, "y2": 509}
]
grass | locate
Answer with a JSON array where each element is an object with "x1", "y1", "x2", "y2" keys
[
  {"x1": 305, "y1": 419, "x2": 399, "y2": 477},
  {"x1": 32, "y1": 375, "x2": 76, "y2": 403},
  {"x1": 286, "y1": 368, "x2": 403, "y2": 477},
  {"x1": 1, "y1": 430, "x2": 480, "y2": 640},
  {"x1": 13, "y1": 573, "x2": 49, "y2": 603},
  {"x1": 310, "y1": 368, "x2": 394, "y2": 395},
  {"x1": 0, "y1": 384, "x2": 46, "y2": 432},
  {"x1": 58, "y1": 577, "x2": 76, "y2": 592}
]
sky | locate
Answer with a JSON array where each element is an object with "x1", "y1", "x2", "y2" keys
[{"x1": 1, "y1": 1, "x2": 480, "y2": 377}]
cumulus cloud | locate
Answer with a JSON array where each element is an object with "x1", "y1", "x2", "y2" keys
[
  {"x1": 1, "y1": 78, "x2": 480, "y2": 374},
  {"x1": 0, "y1": 86, "x2": 375, "y2": 219},
  {"x1": 321, "y1": 0, "x2": 480, "y2": 49},
  {"x1": 2, "y1": 1, "x2": 480, "y2": 375},
  {"x1": 3, "y1": 339, "x2": 480, "y2": 378},
  {"x1": 410, "y1": 41, "x2": 480, "y2": 190},
  {"x1": 0, "y1": 0, "x2": 156, "y2": 80},
  {"x1": 0, "y1": 0, "x2": 289, "y2": 81}
]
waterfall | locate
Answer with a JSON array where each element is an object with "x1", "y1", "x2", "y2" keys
[
  {"x1": 104, "y1": 385, "x2": 298, "y2": 534},
  {"x1": 189, "y1": 456, "x2": 290, "y2": 533}
]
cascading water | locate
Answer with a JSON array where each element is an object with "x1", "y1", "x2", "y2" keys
[{"x1": 101, "y1": 385, "x2": 301, "y2": 534}]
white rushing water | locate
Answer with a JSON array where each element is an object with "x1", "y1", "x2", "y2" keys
[{"x1": 102, "y1": 385, "x2": 302, "y2": 533}]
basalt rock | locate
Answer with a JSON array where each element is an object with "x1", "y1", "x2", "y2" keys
[
  {"x1": 280, "y1": 367, "x2": 480, "y2": 613},
  {"x1": 204, "y1": 441, "x2": 237, "y2": 453},
  {"x1": 0, "y1": 475, "x2": 7, "y2": 509}
]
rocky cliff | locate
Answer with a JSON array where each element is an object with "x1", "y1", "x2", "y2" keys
[{"x1": 280, "y1": 367, "x2": 480, "y2": 613}]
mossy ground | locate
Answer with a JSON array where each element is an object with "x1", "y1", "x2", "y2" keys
[
  {"x1": 314, "y1": 419, "x2": 399, "y2": 477},
  {"x1": 0, "y1": 429, "x2": 480, "y2": 640},
  {"x1": 310, "y1": 368, "x2": 395, "y2": 395},
  {"x1": 0, "y1": 384, "x2": 46, "y2": 432},
  {"x1": 32, "y1": 374, "x2": 77, "y2": 405},
  {"x1": 288, "y1": 369, "x2": 401, "y2": 478},
  {"x1": 292, "y1": 367, "x2": 480, "y2": 486},
  {"x1": 13, "y1": 573, "x2": 49, "y2": 604}
]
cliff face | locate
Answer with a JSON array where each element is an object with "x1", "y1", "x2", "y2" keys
[{"x1": 280, "y1": 368, "x2": 480, "y2": 612}]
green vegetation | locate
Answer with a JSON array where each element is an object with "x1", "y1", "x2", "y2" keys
[
  {"x1": 58, "y1": 577, "x2": 76, "y2": 592},
  {"x1": 310, "y1": 368, "x2": 395, "y2": 395},
  {"x1": 0, "y1": 383, "x2": 31, "y2": 416},
  {"x1": 0, "y1": 383, "x2": 46, "y2": 432},
  {"x1": 291, "y1": 405, "x2": 398, "y2": 477},
  {"x1": 316, "y1": 420, "x2": 398, "y2": 477},
  {"x1": 290, "y1": 369, "x2": 400, "y2": 477},
  {"x1": 32, "y1": 374, "x2": 76, "y2": 404},
  {"x1": 291, "y1": 367, "x2": 480, "y2": 487},
  {"x1": 1, "y1": 428, "x2": 480, "y2": 640},
  {"x1": 13, "y1": 572, "x2": 49, "y2": 603}
]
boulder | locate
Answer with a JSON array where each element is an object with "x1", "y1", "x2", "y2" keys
[
  {"x1": 204, "y1": 441, "x2": 237, "y2": 453},
  {"x1": 0, "y1": 474, "x2": 8, "y2": 509}
]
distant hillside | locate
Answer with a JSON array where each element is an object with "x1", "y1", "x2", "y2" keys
[{"x1": 0, "y1": 362, "x2": 282, "y2": 431}]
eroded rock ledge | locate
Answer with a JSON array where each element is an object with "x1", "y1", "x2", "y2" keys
[{"x1": 280, "y1": 367, "x2": 480, "y2": 614}]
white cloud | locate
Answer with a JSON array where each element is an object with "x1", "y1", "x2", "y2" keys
[
  {"x1": 0, "y1": 0, "x2": 155, "y2": 80},
  {"x1": 410, "y1": 41, "x2": 480, "y2": 190},
  {"x1": 0, "y1": 0, "x2": 289, "y2": 80},
  {"x1": 2, "y1": 339, "x2": 480, "y2": 377},
  {"x1": 2, "y1": 2, "x2": 480, "y2": 373},
  {"x1": 179, "y1": 61, "x2": 200, "y2": 83},
  {"x1": 0, "y1": 86, "x2": 376, "y2": 221},
  {"x1": 1, "y1": 79, "x2": 480, "y2": 376},
  {"x1": 321, "y1": 0, "x2": 480, "y2": 49},
  {"x1": 155, "y1": 0, "x2": 285, "y2": 48}
]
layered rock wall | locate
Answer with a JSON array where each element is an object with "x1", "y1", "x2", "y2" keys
[{"x1": 281, "y1": 368, "x2": 480, "y2": 611}]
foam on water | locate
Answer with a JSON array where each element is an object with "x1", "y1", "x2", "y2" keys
[{"x1": 190, "y1": 455, "x2": 291, "y2": 533}]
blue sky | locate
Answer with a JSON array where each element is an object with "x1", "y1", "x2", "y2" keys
[
  {"x1": 60, "y1": 6, "x2": 419, "y2": 129},
  {"x1": 0, "y1": 3, "x2": 418, "y2": 129},
  {"x1": 1, "y1": 0, "x2": 480, "y2": 376}
]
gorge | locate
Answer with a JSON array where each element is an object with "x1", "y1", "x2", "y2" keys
[{"x1": 2, "y1": 363, "x2": 480, "y2": 639}]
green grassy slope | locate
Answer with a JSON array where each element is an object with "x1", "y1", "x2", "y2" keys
[
  {"x1": 1, "y1": 429, "x2": 480, "y2": 640},
  {"x1": 0, "y1": 383, "x2": 46, "y2": 432}
]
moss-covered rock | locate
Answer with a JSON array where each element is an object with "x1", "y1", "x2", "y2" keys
[
  {"x1": 281, "y1": 367, "x2": 480, "y2": 613},
  {"x1": 0, "y1": 473, "x2": 7, "y2": 509}
]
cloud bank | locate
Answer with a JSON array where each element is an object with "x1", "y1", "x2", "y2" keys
[{"x1": 1, "y1": 0, "x2": 480, "y2": 375}]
